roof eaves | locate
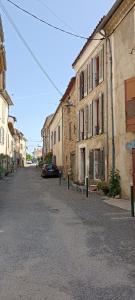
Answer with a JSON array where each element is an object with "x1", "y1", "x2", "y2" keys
[
  {"x1": 72, "y1": 16, "x2": 105, "y2": 67},
  {"x1": 97, "y1": 0, "x2": 124, "y2": 31}
]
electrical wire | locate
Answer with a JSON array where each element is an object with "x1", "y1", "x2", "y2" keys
[
  {"x1": 4, "y1": 0, "x2": 103, "y2": 41},
  {"x1": 0, "y1": 1, "x2": 63, "y2": 96},
  {"x1": 35, "y1": 0, "x2": 79, "y2": 35}
]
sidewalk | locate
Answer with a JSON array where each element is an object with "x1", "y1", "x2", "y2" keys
[{"x1": 102, "y1": 196, "x2": 131, "y2": 211}]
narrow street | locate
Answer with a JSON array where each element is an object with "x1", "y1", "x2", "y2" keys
[{"x1": 0, "y1": 167, "x2": 135, "y2": 300}]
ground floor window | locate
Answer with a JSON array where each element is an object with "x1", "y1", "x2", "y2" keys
[{"x1": 89, "y1": 148, "x2": 105, "y2": 180}]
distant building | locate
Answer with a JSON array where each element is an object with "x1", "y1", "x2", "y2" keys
[
  {"x1": 33, "y1": 148, "x2": 42, "y2": 160},
  {"x1": 41, "y1": 114, "x2": 53, "y2": 157},
  {"x1": 62, "y1": 77, "x2": 77, "y2": 180}
]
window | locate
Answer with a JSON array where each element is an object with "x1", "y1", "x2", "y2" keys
[
  {"x1": 93, "y1": 46, "x2": 104, "y2": 88},
  {"x1": 51, "y1": 132, "x2": 53, "y2": 149},
  {"x1": 69, "y1": 122, "x2": 72, "y2": 140},
  {"x1": 93, "y1": 56, "x2": 99, "y2": 88},
  {"x1": 54, "y1": 131, "x2": 56, "y2": 144},
  {"x1": 58, "y1": 126, "x2": 60, "y2": 142},
  {"x1": 2, "y1": 101, "x2": 6, "y2": 124},
  {"x1": 79, "y1": 71, "x2": 84, "y2": 100},
  {"x1": 89, "y1": 149, "x2": 105, "y2": 180},
  {"x1": 79, "y1": 109, "x2": 84, "y2": 140},
  {"x1": 93, "y1": 93, "x2": 104, "y2": 136},
  {"x1": 0, "y1": 127, "x2": 4, "y2": 144},
  {"x1": 84, "y1": 105, "x2": 88, "y2": 139},
  {"x1": 125, "y1": 77, "x2": 135, "y2": 132},
  {"x1": 88, "y1": 60, "x2": 93, "y2": 92}
]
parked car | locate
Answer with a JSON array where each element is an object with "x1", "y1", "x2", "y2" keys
[
  {"x1": 41, "y1": 164, "x2": 59, "y2": 178},
  {"x1": 26, "y1": 160, "x2": 32, "y2": 164}
]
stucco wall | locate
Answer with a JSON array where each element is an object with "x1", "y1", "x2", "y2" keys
[
  {"x1": 49, "y1": 106, "x2": 63, "y2": 168},
  {"x1": 108, "y1": 6, "x2": 135, "y2": 198},
  {"x1": 0, "y1": 95, "x2": 8, "y2": 155}
]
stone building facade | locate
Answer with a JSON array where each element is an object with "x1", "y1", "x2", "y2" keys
[
  {"x1": 72, "y1": 23, "x2": 106, "y2": 185},
  {"x1": 62, "y1": 77, "x2": 77, "y2": 180},
  {"x1": 41, "y1": 114, "x2": 53, "y2": 158},
  {"x1": 49, "y1": 104, "x2": 63, "y2": 169},
  {"x1": 98, "y1": 0, "x2": 135, "y2": 197}
]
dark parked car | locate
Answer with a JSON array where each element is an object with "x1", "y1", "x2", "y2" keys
[{"x1": 41, "y1": 164, "x2": 59, "y2": 178}]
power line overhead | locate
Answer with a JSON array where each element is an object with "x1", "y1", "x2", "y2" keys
[{"x1": 4, "y1": 0, "x2": 103, "y2": 41}]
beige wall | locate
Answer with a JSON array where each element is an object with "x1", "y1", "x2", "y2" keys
[
  {"x1": 49, "y1": 106, "x2": 63, "y2": 168},
  {"x1": 62, "y1": 80, "x2": 77, "y2": 180},
  {"x1": 73, "y1": 35, "x2": 107, "y2": 184},
  {"x1": 0, "y1": 95, "x2": 8, "y2": 156},
  {"x1": 106, "y1": 3, "x2": 135, "y2": 198}
]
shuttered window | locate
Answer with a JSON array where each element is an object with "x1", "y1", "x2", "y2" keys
[
  {"x1": 125, "y1": 77, "x2": 135, "y2": 132},
  {"x1": 88, "y1": 60, "x2": 93, "y2": 92},
  {"x1": 99, "y1": 46, "x2": 104, "y2": 83},
  {"x1": 58, "y1": 126, "x2": 60, "y2": 142},
  {"x1": 84, "y1": 105, "x2": 88, "y2": 139},
  {"x1": 89, "y1": 148, "x2": 105, "y2": 180},
  {"x1": 0, "y1": 127, "x2": 4, "y2": 144},
  {"x1": 88, "y1": 102, "x2": 93, "y2": 138},
  {"x1": 93, "y1": 56, "x2": 99, "y2": 88},
  {"x1": 80, "y1": 109, "x2": 84, "y2": 140},
  {"x1": 89, "y1": 150, "x2": 94, "y2": 179},
  {"x1": 84, "y1": 68, "x2": 88, "y2": 97},
  {"x1": 77, "y1": 111, "x2": 80, "y2": 142},
  {"x1": 80, "y1": 71, "x2": 84, "y2": 100},
  {"x1": 99, "y1": 93, "x2": 104, "y2": 133}
]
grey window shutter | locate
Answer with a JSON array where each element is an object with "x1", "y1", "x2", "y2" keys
[
  {"x1": 84, "y1": 68, "x2": 88, "y2": 97},
  {"x1": 84, "y1": 105, "x2": 88, "y2": 139},
  {"x1": 99, "y1": 148, "x2": 105, "y2": 180},
  {"x1": 88, "y1": 60, "x2": 93, "y2": 92},
  {"x1": 89, "y1": 150, "x2": 94, "y2": 179},
  {"x1": 99, "y1": 93, "x2": 104, "y2": 134},
  {"x1": 91, "y1": 101, "x2": 93, "y2": 136},
  {"x1": 88, "y1": 103, "x2": 92, "y2": 138},
  {"x1": 77, "y1": 111, "x2": 80, "y2": 141},
  {"x1": 99, "y1": 45, "x2": 104, "y2": 83}
]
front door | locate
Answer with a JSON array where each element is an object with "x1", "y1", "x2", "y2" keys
[{"x1": 132, "y1": 148, "x2": 135, "y2": 200}]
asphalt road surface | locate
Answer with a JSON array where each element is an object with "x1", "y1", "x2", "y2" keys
[{"x1": 0, "y1": 167, "x2": 135, "y2": 300}]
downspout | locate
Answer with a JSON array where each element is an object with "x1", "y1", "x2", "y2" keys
[{"x1": 108, "y1": 36, "x2": 115, "y2": 175}]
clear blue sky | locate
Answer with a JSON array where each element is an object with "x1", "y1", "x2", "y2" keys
[{"x1": 1, "y1": 0, "x2": 115, "y2": 153}]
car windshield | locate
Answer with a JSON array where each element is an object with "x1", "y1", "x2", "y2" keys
[{"x1": 46, "y1": 164, "x2": 53, "y2": 170}]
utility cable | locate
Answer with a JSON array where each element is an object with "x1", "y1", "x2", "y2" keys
[
  {"x1": 0, "y1": 1, "x2": 63, "y2": 96},
  {"x1": 35, "y1": 0, "x2": 79, "y2": 35},
  {"x1": 4, "y1": 0, "x2": 104, "y2": 41}
]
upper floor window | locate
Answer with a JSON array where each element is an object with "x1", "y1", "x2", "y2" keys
[
  {"x1": 77, "y1": 93, "x2": 104, "y2": 142},
  {"x1": 2, "y1": 101, "x2": 6, "y2": 124},
  {"x1": 69, "y1": 122, "x2": 72, "y2": 140},
  {"x1": 79, "y1": 71, "x2": 84, "y2": 100},
  {"x1": 58, "y1": 126, "x2": 60, "y2": 142},
  {"x1": 54, "y1": 131, "x2": 56, "y2": 144},
  {"x1": 0, "y1": 127, "x2": 4, "y2": 145},
  {"x1": 78, "y1": 45, "x2": 104, "y2": 100}
]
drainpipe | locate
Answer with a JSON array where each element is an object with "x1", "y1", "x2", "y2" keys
[
  {"x1": 100, "y1": 30, "x2": 115, "y2": 178},
  {"x1": 108, "y1": 36, "x2": 115, "y2": 176}
]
